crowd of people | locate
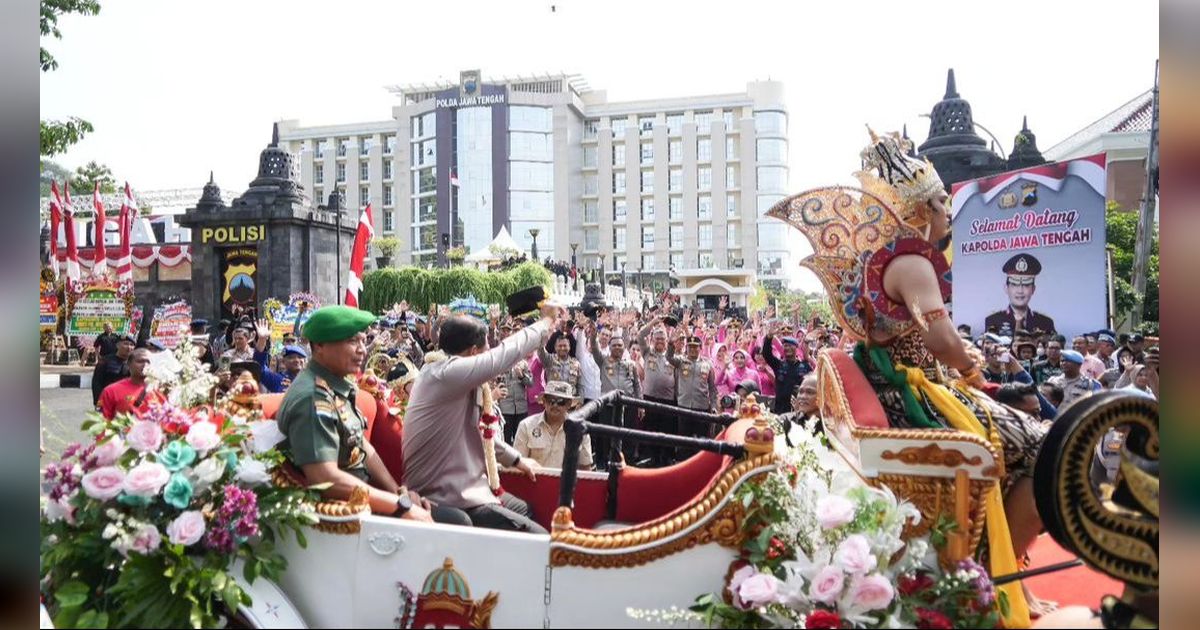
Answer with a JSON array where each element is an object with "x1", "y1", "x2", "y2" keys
[{"x1": 86, "y1": 289, "x2": 1158, "y2": 546}]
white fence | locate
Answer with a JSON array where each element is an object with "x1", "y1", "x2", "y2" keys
[{"x1": 547, "y1": 276, "x2": 652, "y2": 310}]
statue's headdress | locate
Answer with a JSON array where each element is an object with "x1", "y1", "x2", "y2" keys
[{"x1": 854, "y1": 128, "x2": 946, "y2": 232}]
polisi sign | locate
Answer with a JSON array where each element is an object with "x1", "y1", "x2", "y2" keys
[{"x1": 200, "y1": 224, "x2": 266, "y2": 244}]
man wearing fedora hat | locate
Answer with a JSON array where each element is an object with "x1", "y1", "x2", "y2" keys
[{"x1": 513, "y1": 381, "x2": 594, "y2": 470}]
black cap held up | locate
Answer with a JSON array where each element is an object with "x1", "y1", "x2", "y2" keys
[{"x1": 507, "y1": 286, "x2": 549, "y2": 317}]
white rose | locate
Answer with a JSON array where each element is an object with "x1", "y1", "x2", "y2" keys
[
  {"x1": 190, "y1": 456, "x2": 226, "y2": 491},
  {"x1": 235, "y1": 458, "x2": 271, "y2": 486},
  {"x1": 247, "y1": 421, "x2": 285, "y2": 454}
]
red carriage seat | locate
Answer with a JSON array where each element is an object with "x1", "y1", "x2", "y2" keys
[{"x1": 823, "y1": 349, "x2": 888, "y2": 429}]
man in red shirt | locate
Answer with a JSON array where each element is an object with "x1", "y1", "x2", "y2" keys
[{"x1": 98, "y1": 348, "x2": 162, "y2": 419}]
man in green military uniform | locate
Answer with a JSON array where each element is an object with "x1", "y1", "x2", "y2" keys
[
  {"x1": 276, "y1": 305, "x2": 470, "y2": 526},
  {"x1": 984, "y1": 253, "x2": 1056, "y2": 337}
]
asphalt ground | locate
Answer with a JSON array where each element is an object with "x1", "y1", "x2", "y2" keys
[{"x1": 39, "y1": 387, "x2": 93, "y2": 465}]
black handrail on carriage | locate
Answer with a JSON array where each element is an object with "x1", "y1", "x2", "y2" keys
[
  {"x1": 616, "y1": 395, "x2": 738, "y2": 429},
  {"x1": 558, "y1": 391, "x2": 747, "y2": 512}
]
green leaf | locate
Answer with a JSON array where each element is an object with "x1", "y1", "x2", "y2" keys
[
  {"x1": 189, "y1": 602, "x2": 204, "y2": 629},
  {"x1": 76, "y1": 609, "x2": 109, "y2": 629},
  {"x1": 221, "y1": 580, "x2": 243, "y2": 611},
  {"x1": 243, "y1": 558, "x2": 260, "y2": 584},
  {"x1": 54, "y1": 580, "x2": 90, "y2": 608},
  {"x1": 53, "y1": 607, "x2": 81, "y2": 629}
]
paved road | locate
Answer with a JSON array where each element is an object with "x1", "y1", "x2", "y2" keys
[{"x1": 39, "y1": 388, "x2": 93, "y2": 464}]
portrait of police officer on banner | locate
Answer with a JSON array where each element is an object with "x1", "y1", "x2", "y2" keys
[{"x1": 984, "y1": 253, "x2": 1056, "y2": 336}]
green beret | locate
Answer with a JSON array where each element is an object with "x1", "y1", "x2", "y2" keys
[{"x1": 301, "y1": 305, "x2": 376, "y2": 343}]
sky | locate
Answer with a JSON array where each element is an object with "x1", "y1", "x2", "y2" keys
[{"x1": 40, "y1": 0, "x2": 1159, "y2": 291}]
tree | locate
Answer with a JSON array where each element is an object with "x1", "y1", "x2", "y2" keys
[
  {"x1": 1106, "y1": 201, "x2": 1158, "y2": 333},
  {"x1": 40, "y1": 0, "x2": 101, "y2": 157},
  {"x1": 374, "y1": 236, "x2": 401, "y2": 259},
  {"x1": 70, "y1": 161, "x2": 116, "y2": 195},
  {"x1": 40, "y1": 159, "x2": 73, "y2": 197}
]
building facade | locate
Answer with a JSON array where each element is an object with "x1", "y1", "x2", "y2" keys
[
  {"x1": 1043, "y1": 89, "x2": 1155, "y2": 212},
  {"x1": 276, "y1": 71, "x2": 791, "y2": 289}
]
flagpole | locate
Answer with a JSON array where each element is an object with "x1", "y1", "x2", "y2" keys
[
  {"x1": 1130, "y1": 59, "x2": 1160, "y2": 329},
  {"x1": 334, "y1": 189, "x2": 343, "y2": 305}
]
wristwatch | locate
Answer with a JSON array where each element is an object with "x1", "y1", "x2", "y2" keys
[{"x1": 392, "y1": 493, "x2": 414, "y2": 517}]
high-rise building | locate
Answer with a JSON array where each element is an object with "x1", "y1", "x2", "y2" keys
[{"x1": 277, "y1": 70, "x2": 791, "y2": 289}]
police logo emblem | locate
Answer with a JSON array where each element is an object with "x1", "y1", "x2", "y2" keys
[
  {"x1": 532, "y1": 427, "x2": 541, "y2": 438},
  {"x1": 1016, "y1": 257, "x2": 1029, "y2": 273},
  {"x1": 1021, "y1": 182, "x2": 1038, "y2": 207},
  {"x1": 999, "y1": 191, "x2": 1018, "y2": 209}
]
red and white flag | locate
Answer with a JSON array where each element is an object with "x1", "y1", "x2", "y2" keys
[
  {"x1": 344, "y1": 203, "x2": 374, "y2": 307},
  {"x1": 449, "y1": 171, "x2": 460, "y2": 187},
  {"x1": 115, "y1": 182, "x2": 135, "y2": 285},
  {"x1": 62, "y1": 184, "x2": 81, "y2": 282},
  {"x1": 92, "y1": 182, "x2": 108, "y2": 277},
  {"x1": 48, "y1": 181, "x2": 62, "y2": 278}
]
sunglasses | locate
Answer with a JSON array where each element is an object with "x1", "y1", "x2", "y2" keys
[{"x1": 544, "y1": 397, "x2": 571, "y2": 407}]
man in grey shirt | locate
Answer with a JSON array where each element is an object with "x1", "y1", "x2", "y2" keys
[
  {"x1": 588, "y1": 322, "x2": 641, "y2": 468},
  {"x1": 403, "y1": 305, "x2": 558, "y2": 533},
  {"x1": 637, "y1": 316, "x2": 677, "y2": 466}
]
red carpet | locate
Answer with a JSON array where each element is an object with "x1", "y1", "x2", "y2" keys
[{"x1": 1023, "y1": 535, "x2": 1122, "y2": 608}]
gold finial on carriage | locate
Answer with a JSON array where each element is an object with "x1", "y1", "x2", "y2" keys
[
  {"x1": 551, "y1": 506, "x2": 575, "y2": 532},
  {"x1": 221, "y1": 372, "x2": 263, "y2": 417},
  {"x1": 739, "y1": 395, "x2": 775, "y2": 456}
]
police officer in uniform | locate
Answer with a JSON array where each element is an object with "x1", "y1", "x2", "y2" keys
[
  {"x1": 985, "y1": 253, "x2": 1056, "y2": 337},
  {"x1": 668, "y1": 334, "x2": 718, "y2": 456},
  {"x1": 496, "y1": 323, "x2": 533, "y2": 444},
  {"x1": 588, "y1": 323, "x2": 642, "y2": 468},
  {"x1": 637, "y1": 315, "x2": 678, "y2": 465},
  {"x1": 275, "y1": 305, "x2": 470, "y2": 526},
  {"x1": 538, "y1": 330, "x2": 582, "y2": 396}
]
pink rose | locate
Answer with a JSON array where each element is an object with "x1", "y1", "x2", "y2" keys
[
  {"x1": 728, "y1": 564, "x2": 757, "y2": 610},
  {"x1": 127, "y1": 420, "x2": 164, "y2": 454},
  {"x1": 816, "y1": 495, "x2": 856, "y2": 530},
  {"x1": 122, "y1": 461, "x2": 170, "y2": 497},
  {"x1": 738, "y1": 573, "x2": 782, "y2": 608},
  {"x1": 834, "y1": 534, "x2": 877, "y2": 575},
  {"x1": 92, "y1": 437, "x2": 126, "y2": 467},
  {"x1": 81, "y1": 466, "x2": 125, "y2": 501},
  {"x1": 166, "y1": 510, "x2": 206, "y2": 546},
  {"x1": 808, "y1": 565, "x2": 846, "y2": 605},
  {"x1": 185, "y1": 422, "x2": 221, "y2": 453},
  {"x1": 129, "y1": 524, "x2": 162, "y2": 555},
  {"x1": 849, "y1": 574, "x2": 894, "y2": 611}
]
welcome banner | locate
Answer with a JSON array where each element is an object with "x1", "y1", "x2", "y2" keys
[{"x1": 950, "y1": 154, "x2": 1108, "y2": 340}]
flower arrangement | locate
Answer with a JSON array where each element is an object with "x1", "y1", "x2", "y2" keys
[
  {"x1": 40, "y1": 344, "x2": 319, "y2": 629},
  {"x1": 634, "y1": 429, "x2": 1004, "y2": 629}
]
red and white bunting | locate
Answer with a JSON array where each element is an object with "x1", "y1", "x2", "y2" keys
[
  {"x1": 62, "y1": 184, "x2": 81, "y2": 282},
  {"x1": 92, "y1": 182, "x2": 108, "y2": 277},
  {"x1": 116, "y1": 183, "x2": 135, "y2": 286},
  {"x1": 344, "y1": 203, "x2": 374, "y2": 308},
  {"x1": 48, "y1": 181, "x2": 62, "y2": 278}
]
